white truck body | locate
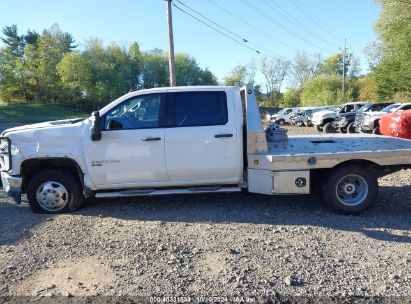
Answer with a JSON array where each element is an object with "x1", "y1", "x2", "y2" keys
[
  {"x1": 1, "y1": 86, "x2": 411, "y2": 214},
  {"x1": 312, "y1": 102, "x2": 366, "y2": 129}
]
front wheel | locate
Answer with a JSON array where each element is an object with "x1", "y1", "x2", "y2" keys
[
  {"x1": 26, "y1": 169, "x2": 83, "y2": 213},
  {"x1": 322, "y1": 165, "x2": 378, "y2": 214},
  {"x1": 277, "y1": 119, "x2": 285, "y2": 125},
  {"x1": 316, "y1": 125, "x2": 323, "y2": 132},
  {"x1": 347, "y1": 122, "x2": 356, "y2": 134},
  {"x1": 323, "y1": 122, "x2": 336, "y2": 133}
]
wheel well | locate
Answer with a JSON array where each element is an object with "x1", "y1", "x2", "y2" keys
[
  {"x1": 323, "y1": 118, "x2": 334, "y2": 125},
  {"x1": 21, "y1": 158, "x2": 84, "y2": 192},
  {"x1": 310, "y1": 159, "x2": 402, "y2": 190},
  {"x1": 373, "y1": 119, "x2": 380, "y2": 128}
]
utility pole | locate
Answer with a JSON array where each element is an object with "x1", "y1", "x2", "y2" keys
[
  {"x1": 166, "y1": 0, "x2": 176, "y2": 87},
  {"x1": 342, "y1": 38, "x2": 346, "y2": 99}
]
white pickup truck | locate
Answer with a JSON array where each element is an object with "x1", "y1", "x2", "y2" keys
[{"x1": 1, "y1": 86, "x2": 411, "y2": 215}]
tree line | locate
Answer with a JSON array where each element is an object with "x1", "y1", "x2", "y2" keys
[
  {"x1": 223, "y1": 52, "x2": 360, "y2": 107},
  {"x1": 0, "y1": 24, "x2": 217, "y2": 110},
  {"x1": 1, "y1": 0, "x2": 409, "y2": 110},
  {"x1": 223, "y1": 0, "x2": 411, "y2": 107}
]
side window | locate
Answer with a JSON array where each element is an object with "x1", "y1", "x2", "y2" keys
[
  {"x1": 400, "y1": 105, "x2": 411, "y2": 111},
  {"x1": 341, "y1": 105, "x2": 354, "y2": 113},
  {"x1": 284, "y1": 109, "x2": 292, "y2": 115},
  {"x1": 104, "y1": 94, "x2": 161, "y2": 130},
  {"x1": 174, "y1": 91, "x2": 228, "y2": 127}
]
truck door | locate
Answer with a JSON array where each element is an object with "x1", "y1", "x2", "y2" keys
[
  {"x1": 84, "y1": 93, "x2": 168, "y2": 187},
  {"x1": 164, "y1": 91, "x2": 240, "y2": 183}
]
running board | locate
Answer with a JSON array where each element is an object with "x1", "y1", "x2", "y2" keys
[{"x1": 95, "y1": 186, "x2": 241, "y2": 198}]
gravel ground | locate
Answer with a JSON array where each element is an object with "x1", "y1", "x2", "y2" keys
[{"x1": 0, "y1": 125, "x2": 410, "y2": 302}]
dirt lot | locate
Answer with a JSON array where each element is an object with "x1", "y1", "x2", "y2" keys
[{"x1": 0, "y1": 125, "x2": 410, "y2": 302}]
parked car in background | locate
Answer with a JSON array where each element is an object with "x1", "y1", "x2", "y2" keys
[
  {"x1": 380, "y1": 109, "x2": 411, "y2": 139},
  {"x1": 312, "y1": 102, "x2": 367, "y2": 133},
  {"x1": 289, "y1": 107, "x2": 316, "y2": 126},
  {"x1": 333, "y1": 102, "x2": 393, "y2": 133},
  {"x1": 303, "y1": 106, "x2": 338, "y2": 127},
  {"x1": 355, "y1": 103, "x2": 411, "y2": 134},
  {"x1": 270, "y1": 107, "x2": 300, "y2": 125}
]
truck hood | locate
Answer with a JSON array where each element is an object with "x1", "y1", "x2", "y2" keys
[
  {"x1": 3, "y1": 119, "x2": 90, "y2": 167},
  {"x1": 1, "y1": 118, "x2": 85, "y2": 136},
  {"x1": 312, "y1": 110, "x2": 336, "y2": 119},
  {"x1": 362, "y1": 111, "x2": 386, "y2": 117}
]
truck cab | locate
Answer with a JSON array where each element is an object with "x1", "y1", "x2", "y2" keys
[{"x1": 2, "y1": 86, "x2": 411, "y2": 215}]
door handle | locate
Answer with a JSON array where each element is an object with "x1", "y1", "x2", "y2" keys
[
  {"x1": 142, "y1": 137, "x2": 161, "y2": 141},
  {"x1": 215, "y1": 133, "x2": 233, "y2": 138}
]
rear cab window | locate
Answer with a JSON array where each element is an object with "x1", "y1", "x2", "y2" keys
[{"x1": 172, "y1": 91, "x2": 228, "y2": 127}]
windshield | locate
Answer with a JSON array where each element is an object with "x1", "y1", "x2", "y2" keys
[
  {"x1": 382, "y1": 104, "x2": 401, "y2": 113},
  {"x1": 358, "y1": 104, "x2": 372, "y2": 112},
  {"x1": 275, "y1": 109, "x2": 286, "y2": 115}
]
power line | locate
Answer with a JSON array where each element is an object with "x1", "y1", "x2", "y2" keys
[
  {"x1": 206, "y1": 0, "x2": 298, "y2": 52},
  {"x1": 263, "y1": 0, "x2": 339, "y2": 49},
  {"x1": 239, "y1": 0, "x2": 325, "y2": 51},
  {"x1": 172, "y1": 3, "x2": 261, "y2": 55},
  {"x1": 174, "y1": 0, "x2": 275, "y2": 55},
  {"x1": 290, "y1": 0, "x2": 343, "y2": 42}
]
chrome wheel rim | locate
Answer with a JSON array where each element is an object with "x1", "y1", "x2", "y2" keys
[
  {"x1": 336, "y1": 174, "x2": 368, "y2": 206},
  {"x1": 36, "y1": 181, "x2": 69, "y2": 212}
]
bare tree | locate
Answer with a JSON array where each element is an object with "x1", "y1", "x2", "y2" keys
[
  {"x1": 291, "y1": 52, "x2": 322, "y2": 88},
  {"x1": 260, "y1": 56, "x2": 291, "y2": 97}
]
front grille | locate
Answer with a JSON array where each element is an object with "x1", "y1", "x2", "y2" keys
[{"x1": 355, "y1": 114, "x2": 364, "y2": 125}]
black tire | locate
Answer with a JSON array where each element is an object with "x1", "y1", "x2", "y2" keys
[
  {"x1": 347, "y1": 122, "x2": 356, "y2": 134},
  {"x1": 277, "y1": 119, "x2": 285, "y2": 125},
  {"x1": 322, "y1": 165, "x2": 378, "y2": 215},
  {"x1": 340, "y1": 127, "x2": 347, "y2": 134},
  {"x1": 372, "y1": 127, "x2": 381, "y2": 135},
  {"x1": 26, "y1": 169, "x2": 83, "y2": 214},
  {"x1": 316, "y1": 125, "x2": 323, "y2": 132},
  {"x1": 296, "y1": 121, "x2": 304, "y2": 127},
  {"x1": 323, "y1": 122, "x2": 335, "y2": 133}
]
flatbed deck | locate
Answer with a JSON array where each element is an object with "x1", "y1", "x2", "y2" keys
[{"x1": 249, "y1": 135, "x2": 411, "y2": 171}]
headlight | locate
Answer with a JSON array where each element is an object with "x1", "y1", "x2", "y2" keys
[
  {"x1": 340, "y1": 117, "x2": 346, "y2": 122},
  {"x1": 0, "y1": 138, "x2": 11, "y2": 171}
]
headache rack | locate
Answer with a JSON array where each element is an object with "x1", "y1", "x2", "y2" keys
[{"x1": 0, "y1": 137, "x2": 12, "y2": 171}]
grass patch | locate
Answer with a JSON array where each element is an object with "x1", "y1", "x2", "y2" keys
[{"x1": 0, "y1": 104, "x2": 88, "y2": 123}]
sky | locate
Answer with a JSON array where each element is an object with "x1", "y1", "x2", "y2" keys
[{"x1": 0, "y1": 0, "x2": 381, "y2": 87}]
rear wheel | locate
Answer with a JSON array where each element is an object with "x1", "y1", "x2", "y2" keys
[
  {"x1": 322, "y1": 165, "x2": 378, "y2": 214},
  {"x1": 316, "y1": 125, "x2": 323, "y2": 132},
  {"x1": 26, "y1": 169, "x2": 83, "y2": 213},
  {"x1": 347, "y1": 122, "x2": 356, "y2": 134},
  {"x1": 277, "y1": 119, "x2": 285, "y2": 125},
  {"x1": 323, "y1": 122, "x2": 335, "y2": 133},
  {"x1": 340, "y1": 127, "x2": 347, "y2": 134},
  {"x1": 296, "y1": 121, "x2": 304, "y2": 127}
]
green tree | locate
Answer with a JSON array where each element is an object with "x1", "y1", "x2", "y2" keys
[
  {"x1": 223, "y1": 62, "x2": 256, "y2": 86},
  {"x1": 300, "y1": 75, "x2": 359, "y2": 106},
  {"x1": 283, "y1": 88, "x2": 301, "y2": 107},
  {"x1": 372, "y1": 0, "x2": 411, "y2": 99}
]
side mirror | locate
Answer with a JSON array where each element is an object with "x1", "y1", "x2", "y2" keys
[{"x1": 91, "y1": 111, "x2": 102, "y2": 141}]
